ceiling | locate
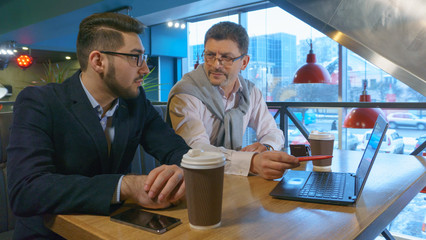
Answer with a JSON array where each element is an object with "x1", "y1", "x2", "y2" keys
[
  {"x1": 0, "y1": 0, "x2": 263, "y2": 52},
  {"x1": 0, "y1": 0, "x2": 263, "y2": 65}
]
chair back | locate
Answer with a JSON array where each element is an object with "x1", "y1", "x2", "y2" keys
[
  {"x1": 131, "y1": 105, "x2": 167, "y2": 174},
  {"x1": 0, "y1": 112, "x2": 15, "y2": 234}
]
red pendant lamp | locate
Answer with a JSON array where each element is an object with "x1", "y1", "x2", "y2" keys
[
  {"x1": 293, "y1": 40, "x2": 331, "y2": 84},
  {"x1": 343, "y1": 79, "x2": 386, "y2": 128},
  {"x1": 194, "y1": 55, "x2": 200, "y2": 69},
  {"x1": 16, "y1": 54, "x2": 33, "y2": 69}
]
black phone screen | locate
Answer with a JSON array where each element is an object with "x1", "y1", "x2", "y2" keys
[{"x1": 110, "y1": 208, "x2": 181, "y2": 234}]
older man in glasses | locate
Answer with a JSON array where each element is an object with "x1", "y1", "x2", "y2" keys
[
  {"x1": 7, "y1": 12, "x2": 190, "y2": 239},
  {"x1": 168, "y1": 21, "x2": 299, "y2": 180}
]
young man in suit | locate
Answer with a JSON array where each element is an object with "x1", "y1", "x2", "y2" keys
[
  {"x1": 168, "y1": 22, "x2": 299, "y2": 180},
  {"x1": 7, "y1": 12, "x2": 190, "y2": 239}
]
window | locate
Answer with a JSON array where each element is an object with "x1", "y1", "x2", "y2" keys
[
  {"x1": 185, "y1": 5, "x2": 425, "y2": 239},
  {"x1": 187, "y1": 15, "x2": 238, "y2": 72},
  {"x1": 245, "y1": 7, "x2": 338, "y2": 102}
]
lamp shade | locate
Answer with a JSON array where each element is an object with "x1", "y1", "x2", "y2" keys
[
  {"x1": 343, "y1": 107, "x2": 385, "y2": 128},
  {"x1": 194, "y1": 59, "x2": 200, "y2": 69},
  {"x1": 293, "y1": 50, "x2": 331, "y2": 84},
  {"x1": 343, "y1": 80, "x2": 386, "y2": 128}
]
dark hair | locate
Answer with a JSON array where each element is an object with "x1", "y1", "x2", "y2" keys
[
  {"x1": 77, "y1": 12, "x2": 145, "y2": 70},
  {"x1": 204, "y1": 21, "x2": 249, "y2": 55}
]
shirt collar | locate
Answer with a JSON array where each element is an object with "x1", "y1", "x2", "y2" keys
[
  {"x1": 79, "y1": 73, "x2": 119, "y2": 118},
  {"x1": 217, "y1": 76, "x2": 243, "y2": 98}
]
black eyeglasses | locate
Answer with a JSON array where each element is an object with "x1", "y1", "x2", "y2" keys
[
  {"x1": 100, "y1": 51, "x2": 148, "y2": 67},
  {"x1": 202, "y1": 52, "x2": 245, "y2": 66}
]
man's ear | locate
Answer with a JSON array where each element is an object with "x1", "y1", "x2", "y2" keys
[
  {"x1": 240, "y1": 55, "x2": 250, "y2": 70},
  {"x1": 88, "y1": 51, "x2": 105, "y2": 73}
]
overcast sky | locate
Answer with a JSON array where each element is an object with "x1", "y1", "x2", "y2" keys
[{"x1": 188, "y1": 7, "x2": 325, "y2": 46}]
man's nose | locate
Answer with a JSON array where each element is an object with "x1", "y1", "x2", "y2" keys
[
  {"x1": 213, "y1": 56, "x2": 223, "y2": 67},
  {"x1": 139, "y1": 61, "x2": 150, "y2": 75}
]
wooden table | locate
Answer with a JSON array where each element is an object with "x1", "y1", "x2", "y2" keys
[{"x1": 45, "y1": 150, "x2": 426, "y2": 240}]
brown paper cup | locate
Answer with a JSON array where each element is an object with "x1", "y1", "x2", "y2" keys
[
  {"x1": 309, "y1": 131, "x2": 334, "y2": 172},
  {"x1": 181, "y1": 150, "x2": 225, "y2": 229}
]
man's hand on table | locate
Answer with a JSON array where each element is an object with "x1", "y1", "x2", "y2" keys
[
  {"x1": 250, "y1": 151, "x2": 299, "y2": 180},
  {"x1": 120, "y1": 165, "x2": 185, "y2": 209}
]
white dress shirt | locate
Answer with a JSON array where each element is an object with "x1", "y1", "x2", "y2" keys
[
  {"x1": 80, "y1": 76, "x2": 122, "y2": 204},
  {"x1": 169, "y1": 79, "x2": 284, "y2": 176}
]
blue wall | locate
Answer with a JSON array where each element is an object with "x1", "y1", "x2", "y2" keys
[
  {"x1": 146, "y1": 23, "x2": 187, "y2": 101},
  {"x1": 140, "y1": 28, "x2": 151, "y2": 55},
  {"x1": 141, "y1": 23, "x2": 188, "y2": 101},
  {"x1": 159, "y1": 56, "x2": 181, "y2": 101},
  {"x1": 150, "y1": 23, "x2": 187, "y2": 58}
]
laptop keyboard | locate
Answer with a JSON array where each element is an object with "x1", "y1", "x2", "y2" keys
[{"x1": 298, "y1": 172, "x2": 346, "y2": 199}]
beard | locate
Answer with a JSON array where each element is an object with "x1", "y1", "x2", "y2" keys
[
  {"x1": 208, "y1": 69, "x2": 232, "y2": 87},
  {"x1": 104, "y1": 62, "x2": 141, "y2": 100}
]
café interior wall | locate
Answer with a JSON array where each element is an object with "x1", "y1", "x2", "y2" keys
[
  {"x1": 0, "y1": 55, "x2": 181, "y2": 104},
  {"x1": 144, "y1": 23, "x2": 188, "y2": 101},
  {"x1": 0, "y1": 63, "x2": 45, "y2": 102},
  {"x1": 140, "y1": 28, "x2": 151, "y2": 56},
  {"x1": 0, "y1": 22, "x2": 187, "y2": 103},
  {"x1": 0, "y1": 60, "x2": 79, "y2": 103},
  {"x1": 159, "y1": 56, "x2": 182, "y2": 102},
  {"x1": 150, "y1": 23, "x2": 188, "y2": 58}
]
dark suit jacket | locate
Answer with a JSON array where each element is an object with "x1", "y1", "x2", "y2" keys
[{"x1": 7, "y1": 71, "x2": 190, "y2": 239}]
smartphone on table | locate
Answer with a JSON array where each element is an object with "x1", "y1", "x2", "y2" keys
[{"x1": 110, "y1": 208, "x2": 181, "y2": 234}]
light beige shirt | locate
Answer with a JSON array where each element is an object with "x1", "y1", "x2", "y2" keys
[{"x1": 169, "y1": 80, "x2": 284, "y2": 176}]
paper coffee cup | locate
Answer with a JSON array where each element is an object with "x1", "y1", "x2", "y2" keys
[
  {"x1": 309, "y1": 131, "x2": 334, "y2": 172},
  {"x1": 181, "y1": 149, "x2": 225, "y2": 229}
]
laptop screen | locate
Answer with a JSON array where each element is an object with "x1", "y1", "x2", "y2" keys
[{"x1": 355, "y1": 115, "x2": 388, "y2": 196}]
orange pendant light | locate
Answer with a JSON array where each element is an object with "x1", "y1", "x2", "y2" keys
[
  {"x1": 293, "y1": 40, "x2": 331, "y2": 84},
  {"x1": 16, "y1": 54, "x2": 33, "y2": 69},
  {"x1": 344, "y1": 80, "x2": 386, "y2": 128},
  {"x1": 194, "y1": 55, "x2": 200, "y2": 69}
]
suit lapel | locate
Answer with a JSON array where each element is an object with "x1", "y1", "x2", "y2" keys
[
  {"x1": 67, "y1": 72, "x2": 110, "y2": 171},
  {"x1": 110, "y1": 101, "x2": 130, "y2": 172}
]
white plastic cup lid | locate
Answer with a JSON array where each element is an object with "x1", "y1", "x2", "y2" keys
[
  {"x1": 181, "y1": 149, "x2": 225, "y2": 169},
  {"x1": 308, "y1": 130, "x2": 335, "y2": 140}
]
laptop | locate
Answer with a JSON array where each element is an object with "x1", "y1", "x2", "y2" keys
[{"x1": 270, "y1": 115, "x2": 388, "y2": 205}]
